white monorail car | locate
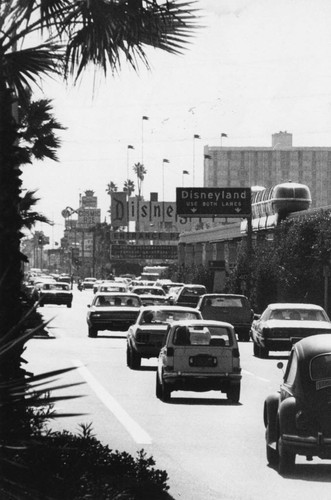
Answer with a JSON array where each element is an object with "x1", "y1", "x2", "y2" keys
[{"x1": 240, "y1": 182, "x2": 312, "y2": 233}]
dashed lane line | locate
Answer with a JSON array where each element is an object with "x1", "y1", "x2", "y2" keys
[{"x1": 72, "y1": 359, "x2": 152, "y2": 445}]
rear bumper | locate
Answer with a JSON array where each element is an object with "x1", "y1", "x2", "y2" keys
[
  {"x1": 132, "y1": 343, "x2": 163, "y2": 358},
  {"x1": 163, "y1": 372, "x2": 241, "y2": 391},
  {"x1": 281, "y1": 433, "x2": 331, "y2": 458},
  {"x1": 88, "y1": 320, "x2": 136, "y2": 331}
]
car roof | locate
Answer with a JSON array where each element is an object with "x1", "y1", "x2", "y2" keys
[
  {"x1": 94, "y1": 292, "x2": 139, "y2": 297},
  {"x1": 200, "y1": 293, "x2": 248, "y2": 299},
  {"x1": 139, "y1": 305, "x2": 199, "y2": 312},
  {"x1": 294, "y1": 334, "x2": 331, "y2": 360},
  {"x1": 168, "y1": 319, "x2": 235, "y2": 328},
  {"x1": 268, "y1": 303, "x2": 324, "y2": 310}
]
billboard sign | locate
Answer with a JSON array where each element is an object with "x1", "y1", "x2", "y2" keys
[{"x1": 176, "y1": 187, "x2": 251, "y2": 217}]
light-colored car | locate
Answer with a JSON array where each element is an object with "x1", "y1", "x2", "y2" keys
[
  {"x1": 87, "y1": 292, "x2": 141, "y2": 337},
  {"x1": 34, "y1": 281, "x2": 73, "y2": 308},
  {"x1": 196, "y1": 293, "x2": 254, "y2": 342},
  {"x1": 126, "y1": 306, "x2": 202, "y2": 369},
  {"x1": 264, "y1": 334, "x2": 331, "y2": 474},
  {"x1": 156, "y1": 319, "x2": 242, "y2": 403},
  {"x1": 139, "y1": 295, "x2": 169, "y2": 306},
  {"x1": 251, "y1": 303, "x2": 331, "y2": 358},
  {"x1": 94, "y1": 282, "x2": 128, "y2": 294},
  {"x1": 82, "y1": 277, "x2": 97, "y2": 290}
]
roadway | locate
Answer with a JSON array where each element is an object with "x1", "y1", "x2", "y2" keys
[{"x1": 25, "y1": 288, "x2": 331, "y2": 500}]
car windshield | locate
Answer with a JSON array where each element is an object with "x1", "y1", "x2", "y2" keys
[
  {"x1": 269, "y1": 309, "x2": 328, "y2": 321},
  {"x1": 95, "y1": 295, "x2": 140, "y2": 307},
  {"x1": 140, "y1": 310, "x2": 200, "y2": 325},
  {"x1": 172, "y1": 325, "x2": 233, "y2": 346},
  {"x1": 310, "y1": 354, "x2": 331, "y2": 380}
]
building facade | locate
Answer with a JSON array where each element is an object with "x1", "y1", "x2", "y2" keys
[{"x1": 204, "y1": 132, "x2": 331, "y2": 208}]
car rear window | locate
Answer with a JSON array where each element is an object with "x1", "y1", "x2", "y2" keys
[
  {"x1": 182, "y1": 287, "x2": 206, "y2": 296},
  {"x1": 140, "y1": 310, "x2": 200, "y2": 325},
  {"x1": 95, "y1": 295, "x2": 140, "y2": 307},
  {"x1": 173, "y1": 325, "x2": 232, "y2": 346},
  {"x1": 204, "y1": 297, "x2": 246, "y2": 308},
  {"x1": 310, "y1": 354, "x2": 331, "y2": 380}
]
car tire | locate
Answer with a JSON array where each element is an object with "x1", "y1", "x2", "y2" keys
[
  {"x1": 126, "y1": 346, "x2": 132, "y2": 368},
  {"x1": 161, "y1": 381, "x2": 171, "y2": 402},
  {"x1": 131, "y1": 349, "x2": 141, "y2": 369},
  {"x1": 260, "y1": 345, "x2": 269, "y2": 358},
  {"x1": 266, "y1": 443, "x2": 279, "y2": 466},
  {"x1": 238, "y1": 331, "x2": 250, "y2": 342},
  {"x1": 156, "y1": 374, "x2": 162, "y2": 400},
  {"x1": 227, "y1": 383, "x2": 240, "y2": 403},
  {"x1": 67, "y1": 303, "x2": 72, "y2": 308},
  {"x1": 88, "y1": 327, "x2": 97, "y2": 338},
  {"x1": 278, "y1": 442, "x2": 295, "y2": 475}
]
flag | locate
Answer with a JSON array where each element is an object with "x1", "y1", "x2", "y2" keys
[
  {"x1": 183, "y1": 170, "x2": 189, "y2": 175},
  {"x1": 194, "y1": 134, "x2": 200, "y2": 139},
  {"x1": 163, "y1": 158, "x2": 169, "y2": 163},
  {"x1": 142, "y1": 115, "x2": 149, "y2": 120},
  {"x1": 221, "y1": 133, "x2": 228, "y2": 137},
  {"x1": 127, "y1": 145, "x2": 134, "y2": 149}
]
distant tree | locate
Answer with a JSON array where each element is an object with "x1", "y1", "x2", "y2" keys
[
  {"x1": 123, "y1": 179, "x2": 135, "y2": 196},
  {"x1": 133, "y1": 163, "x2": 147, "y2": 198},
  {"x1": 106, "y1": 181, "x2": 118, "y2": 195}
]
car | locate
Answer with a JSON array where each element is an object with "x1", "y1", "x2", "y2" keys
[
  {"x1": 81, "y1": 277, "x2": 97, "y2": 290},
  {"x1": 131, "y1": 286, "x2": 166, "y2": 297},
  {"x1": 86, "y1": 292, "x2": 141, "y2": 337},
  {"x1": 264, "y1": 334, "x2": 331, "y2": 474},
  {"x1": 196, "y1": 293, "x2": 254, "y2": 342},
  {"x1": 250, "y1": 303, "x2": 331, "y2": 358},
  {"x1": 126, "y1": 306, "x2": 202, "y2": 369},
  {"x1": 156, "y1": 319, "x2": 242, "y2": 403},
  {"x1": 34, "y1": 281, "x2": 73, "y2": 308},
  {"x1": 94, "y1": 283, "x2": 128, "y2": 294},
  {"x1": 172, "y1": 284, "x2": 207, "y2": 308}
]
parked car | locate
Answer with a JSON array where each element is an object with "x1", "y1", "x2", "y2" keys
[
  {"x1": 196, "y1": 293, "x2": 254, "y2": 342},
  {"x1": 82, "y1": 277, "x2": 97, "y2": 290},
  {"x1": 264, "y1": 334, "x2": 331, "y2": 474},
  {"x1": 250, "y1": 303, "x2": 331, "y2": 358},
  {"x1": 34, "y1": 281, "x2": 73, "y2": 308},
  {"x1": 126, "y1": 306, "x2": 202, "y2": 369},
  {"x1": 86, "y1": 292, "x2": 141, "y2": 337},
  {"x1": 156, "y1": 319, "x2": 241, "y2": 403},
  {"x1": 172, "y1": 284, "x2": 207, "y2": 308}
]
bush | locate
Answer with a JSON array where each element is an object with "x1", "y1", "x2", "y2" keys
[{"x1": 1, "y1": 424, "x2": 173, "y2": 500}]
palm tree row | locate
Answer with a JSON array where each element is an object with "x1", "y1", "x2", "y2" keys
[{"x1": 0, "y1": 0, "x2": 197, "y2": 441}]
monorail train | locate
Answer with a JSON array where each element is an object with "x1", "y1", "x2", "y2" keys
[{"x1": 240, "y1": 182, "x2": 312, "y2": 233}]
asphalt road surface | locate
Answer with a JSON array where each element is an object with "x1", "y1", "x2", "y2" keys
[{"x1": 25, "y1": 288, "x2": 331, "y2": 500}]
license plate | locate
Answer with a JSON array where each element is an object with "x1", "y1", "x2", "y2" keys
[{"x1": 189, "y1": 354, "x2": 217, "y2": 368}]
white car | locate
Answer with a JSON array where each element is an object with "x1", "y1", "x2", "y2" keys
[
  {"x1": 251, "y1": 303, "x2": 331, "y2": 358},
  {"x1": 126, "y1": 306, "x2": 202, "y2": 369},
  {"x1": 86, "y1": 292, "x2": 141, "y2": 337}
]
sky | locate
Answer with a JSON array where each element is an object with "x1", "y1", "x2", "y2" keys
[{"x1": 21, "y1": 0, "x2": 331, "y2": 246}]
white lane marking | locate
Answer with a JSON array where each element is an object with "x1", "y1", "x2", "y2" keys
[
  {"x1": 72, "y1": 359, "x2": 152, "y2": 445},
  {"x1": 242, "y1": 369, "x2": 269, "y2": 382}
]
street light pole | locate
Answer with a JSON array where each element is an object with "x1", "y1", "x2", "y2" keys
[
  {"x1": 162, "y1": 158, "x2": 169, "y2": 201},
  {"x1": 193, "y1": 134, "x2": 200, "y2": 187}
]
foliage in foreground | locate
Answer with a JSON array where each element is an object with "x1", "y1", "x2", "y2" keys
[{"x1": 1, "y1": 424, "x2": 171, "y2": 500}]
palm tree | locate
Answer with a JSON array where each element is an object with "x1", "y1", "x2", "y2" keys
[
  {"x1": 123, "y1": 179, "x2": 135, "y2": 197},
  {"x1": 0, "y1": 0, "x2": 197, "y2": 439},
  {"x1": 106, "y1": 181, "x2": 118, "y2": 196},
  {"x1": 20, "y1": 190, "x2": 52, "y2": 230},
  {"x1": 133, "y1": 162, "x2": 147, "y2": 198}
]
